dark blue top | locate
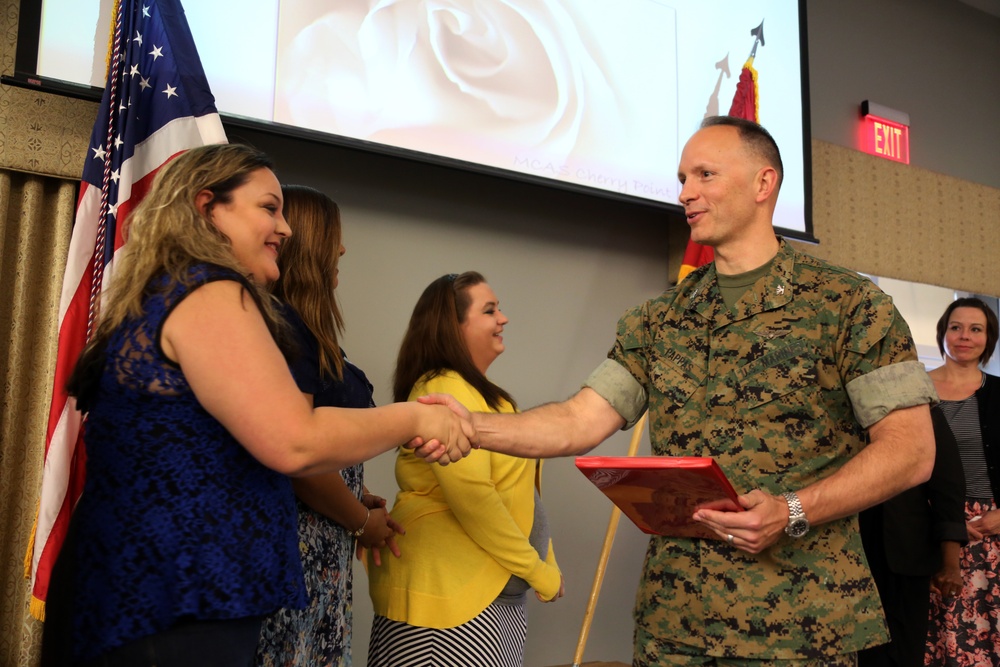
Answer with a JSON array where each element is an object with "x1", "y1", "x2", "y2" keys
[
  {"x1": 281, "y1": 304, "x2": 375, "y2": 411},
  {"x1": 280, "y1": 302, "x2": 370, "y2": 505},
  {"x1": 67, "y1": 264, "x2": 306, "y2": 664}
]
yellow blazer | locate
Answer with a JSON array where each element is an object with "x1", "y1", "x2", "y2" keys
[{"x1": 367, "y1": 370, "x2": 561, "y2": 628}]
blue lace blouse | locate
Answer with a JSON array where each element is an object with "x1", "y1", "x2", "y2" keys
[{"x1": 65, "y1": 264, "x2": 306, "y2": 663}]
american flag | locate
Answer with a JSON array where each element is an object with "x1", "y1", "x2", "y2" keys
[{"x1": 27, "y1": 0, "x2": 226, "y2": 619}]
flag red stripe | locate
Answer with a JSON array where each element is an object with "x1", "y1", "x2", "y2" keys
[{"x1": 31, "y1": 430, "x2": 87, "y2": 603}]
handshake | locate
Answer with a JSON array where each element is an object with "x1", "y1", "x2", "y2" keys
[{"x1": 404, "y1": 394, "x2": 478, "y2": 465}]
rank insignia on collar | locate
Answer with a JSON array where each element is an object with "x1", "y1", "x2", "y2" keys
[{"x1": 776, "y1": 285, "x2": 785, "y2": 295}]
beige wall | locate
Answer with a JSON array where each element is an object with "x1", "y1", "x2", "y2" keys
[{"x1": 792, "y1": 142, "x2": 1000, "y2": 297}]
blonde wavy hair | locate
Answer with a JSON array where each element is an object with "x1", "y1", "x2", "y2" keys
[
  {"x1": 69, "y1": 143, "x2": 288, "y2": 406},
  {"x1": 97, "y1": 143, "x2": 283, "y2": 333}
]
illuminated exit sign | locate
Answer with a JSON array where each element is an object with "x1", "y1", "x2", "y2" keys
[{"x1": 861, "y1": 100, "x2": 910, "y2": 164}]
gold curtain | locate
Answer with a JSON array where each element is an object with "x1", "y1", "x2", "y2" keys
[{"x1": 0, "y1": 168, "x2": 76, "y2": 667}]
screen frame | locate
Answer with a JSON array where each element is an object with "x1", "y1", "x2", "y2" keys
[{"x1": 4, "y1": 0, "x2": 816, "y2": 243}]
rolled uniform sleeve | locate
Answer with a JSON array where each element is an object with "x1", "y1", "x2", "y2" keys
[
  {"x1": 837, "y1": 281, "x2": 938, "y2": 429},
  {"x1": 584, "y1": 358, "x2": 647, "y2": 429},
  {"x1": 847, "y1": 360, "x2": 938, "y2": 428}
]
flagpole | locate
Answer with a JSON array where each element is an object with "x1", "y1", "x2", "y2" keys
[
  {"x1": 88, "y1": 0, "x2": 126, "y2": 337},
  {"x1": 570, "y1": 412, "x2": 647, "y2": 667}
]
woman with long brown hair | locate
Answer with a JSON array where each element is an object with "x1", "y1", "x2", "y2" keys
[
  {"x1": 256, "y1": 185, "x2": 403, "y2": 666},
  {"x1": 367, "y1": 272, "x2": 563, "y2": 667}
]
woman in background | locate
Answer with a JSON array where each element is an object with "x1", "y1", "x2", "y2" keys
[
  {"x1": 925, "y1": 297, "x2": 1000, "y2": 666},
  {"x1": 367, "y1": 271, "x2": 563, "y2": 667},
  {"x1": 256, "y1": 185, "x2": 403, "y2": 666},
  {"x1": 41, "y1": 145, "x2": 471, "y2": 667}
]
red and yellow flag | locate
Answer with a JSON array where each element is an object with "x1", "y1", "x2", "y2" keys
[
  {"x1": 678, "y1": 54, "x2": 760, "y2": 283},
  {"x1": 677, "y1": 238, "x2": 715, "y2": 283},
  {"x1": 728, "y1": 58, "x2": 760, "y2": 123}
]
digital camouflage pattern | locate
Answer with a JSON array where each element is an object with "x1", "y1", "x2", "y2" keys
[{"x1": 608, "y1": 239, "x2": 932, "y2": 663}]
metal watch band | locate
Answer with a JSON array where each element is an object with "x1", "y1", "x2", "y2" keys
[
  {"x1": 782, "y1": 491, "x2": 805, "y2": 518},
  {"x1": 782, "y1": 491, "x2": 810, "y2": 537}
]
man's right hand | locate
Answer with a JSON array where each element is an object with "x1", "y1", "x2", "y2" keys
[
  {"x1": 410, "y1": 394, "x2": 479, "y2": 454},
  {"x1": 417, "y1": 393, "x2": 473, "y2": 421},
  {"x1": 405, "y1": 401, "x2": 476, "y2": 464}
]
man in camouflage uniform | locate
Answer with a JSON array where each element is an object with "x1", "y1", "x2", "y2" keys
[{"x1": 424, "y1": 116, "x2": 936, "y2": 665}]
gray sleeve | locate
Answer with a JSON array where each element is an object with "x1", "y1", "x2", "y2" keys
[
  {"x1": 583, "y1": 359, "x2": 648, "y2": 430},
  {"x1": 846, "y1": 360, "x2": 939, "y2": 429}
]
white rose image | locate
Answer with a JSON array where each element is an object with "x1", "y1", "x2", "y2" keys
[{"x1": 273, "y1": 0, "x2": 670, "y2": 186}]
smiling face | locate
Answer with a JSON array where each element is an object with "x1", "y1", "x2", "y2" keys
[
  {"x1": 203, "y1": 167, "x2": 290, "y2": 285},
  {"x1": 676, "y1": 125, "x2": 763, "y2": 248},
  {"x1": 943, "y1": 306, "x2": 990, "y2": 366},
  {"x1": 460, "y1": 282, "x2": 508, "y2": 374}
]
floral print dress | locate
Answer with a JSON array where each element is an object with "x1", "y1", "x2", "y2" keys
[
  {"x1": 926, "y1": 394, "x2": 1000, "y2": 666},
  {"x1": 256, "y1": 307, "x2": 374, "y2": 667}
]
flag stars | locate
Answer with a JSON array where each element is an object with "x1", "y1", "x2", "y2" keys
[
  {"x1": 91, "y1": 145, "x2": 107, "y2": 161},
  {"x1": 133, "y1": 31, "x2": 143, "y2": 47},
  {"x1": 139, "y1": 77, "x2": 151, "y2": 91},
  {"x1": 142, "y1": 5, "x2": 150, "y2": 17},
  {"x1": 162, "y1": 84, "x2": 178, "y2": 99},
  {"x1": 114, "y1": 135, "x2": 124, "y2": 150},
  {"x1": 111, "y1": 169, "x2": 121, "y2": 184},
  {"x1": 129, "y1": 64, "x2": 140, "y2": 77},
  {"x1": 149, "y1": 45, "x2": 163, "y2": 60}
]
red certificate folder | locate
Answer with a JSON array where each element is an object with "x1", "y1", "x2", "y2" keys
[{"x1": 575, "y1": 456, "x2": 743, "y2": 539}]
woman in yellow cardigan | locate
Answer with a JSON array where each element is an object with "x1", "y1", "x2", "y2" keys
[{"x1": 367, "y1": 271, "x2": 563, "y2": 667}]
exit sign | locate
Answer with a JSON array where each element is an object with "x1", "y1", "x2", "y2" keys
[
  {"x1": 863, "y1": 116, "x2": 909, "y2": 164},
  {"x1": 860, "y1": 101, "x2": 910, "y2": 164}
]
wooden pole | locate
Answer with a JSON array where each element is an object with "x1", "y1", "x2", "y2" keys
[{"x1": 570, "y1": 413, "x2": 648, "y2": 667}]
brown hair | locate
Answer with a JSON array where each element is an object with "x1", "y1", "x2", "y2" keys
[
  {"x1": 273, "y1": 185, "x2": 345, "y2": 380},
  {"x1": 701, "y1": 115, "x2": 784, "y2": 191},
  {"x1": 393, "y1": 272, "x2": 516, "y2": 411},
  {"x1": 936, "y1": 297, "x2": 999, "y2": 365}
]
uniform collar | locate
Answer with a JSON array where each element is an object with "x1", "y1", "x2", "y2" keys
[{"x1": 683, "y1": 237, "x2": 796, "y2": 328}]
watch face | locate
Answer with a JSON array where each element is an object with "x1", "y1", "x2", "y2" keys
[{"x1": 786, "y1": 519, "x2": 809, "y2": 538}]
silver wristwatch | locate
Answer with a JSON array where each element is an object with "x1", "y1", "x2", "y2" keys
[{"x1": 782, "y1": 491, "x2": 810, "y2": 538}]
